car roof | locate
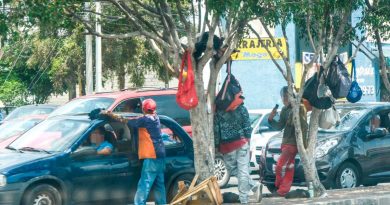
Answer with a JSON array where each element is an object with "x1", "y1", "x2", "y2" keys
[
  {"x1": 16, "y1": 104, "x2": 59, "y2": 109},
  {"x1": 335, "y1": 102, "x2": 390, "y2": 110},
  {"x1": 76, "y1": 88, "x2": 178, "y2": 101}
]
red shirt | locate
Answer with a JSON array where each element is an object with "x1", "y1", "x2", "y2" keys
[{"x1": 219, "y1": 138, "x2": 249, "y2": 154}]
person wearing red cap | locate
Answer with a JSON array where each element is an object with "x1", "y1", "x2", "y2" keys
[{"x1": 102, "y1": 98, "x2": 166, "y2": 205}]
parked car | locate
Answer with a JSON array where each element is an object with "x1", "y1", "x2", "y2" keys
[
  {"x1": 0, "y1": 113, "x2": 195, "y2": 205},
  {"x1": 1, "y1": 104, "x2": 58, "y2": 125},
  {"x1": 0, "y1": 115, "x2": 47, "y2": 149},
  {"x1": 48, "y1": 89, "x2": 191, "y2": 132},
  {"x1": 248, "y1": 109, "x2": 280, "y2": 173},
  {"x1": 260, "y1": 102, "x2": 390, "y2": 191},
  {"x1": 49, "y1": 88, "x2": 231, "y2": 187}
]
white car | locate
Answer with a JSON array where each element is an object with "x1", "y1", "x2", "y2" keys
[{"x1": 249, "y1": 109, "x2": 280, "y2": 173}]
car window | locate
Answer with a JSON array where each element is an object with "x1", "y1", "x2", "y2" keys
[
  {"x1": 323, "y1": 107, "x2": 369, "y2": 132},
  {"x1": 0, "y1": 119, "x2": 42, "y2": 141},
  {"x1": 148, "y1": 95, "x2": 191, "y2": 126},
  {"x1": 5, "y1": 107, "x2": 55, "y2": 121},
  {"x1": 9, "y1": 118, "x2": 90, "y2": 152},
  {"x1": 249, "y1": 113, "x2": 262, "y2": 128},
  {"x1": 49, "y1": 98, "x2": 115, "y2": 117},
  {"x1": 113, "y1": 98, "x2": 142, "y2": 113},
  {"x1": 161, "y1": 124, "x2": 183, "y2": 148}
]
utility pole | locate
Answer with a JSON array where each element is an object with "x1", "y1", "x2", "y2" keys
[
  {"x1": 95, "y1": 2, "x2": 103, "y2": 92},
  {"x1": 85, "y1": 2, "x2": 93, "y2": 95}
]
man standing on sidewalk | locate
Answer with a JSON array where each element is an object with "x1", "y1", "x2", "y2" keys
[
  {"x1": 268, "y1": 86, "x2": 308, "y2": 197},
  {"x1": 214, "y1": 101, "x2": 262, "y2": 204}
]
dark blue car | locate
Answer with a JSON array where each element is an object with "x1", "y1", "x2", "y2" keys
[{"x1": 0, "y1": 114, "x2": 195, "y2": 205}]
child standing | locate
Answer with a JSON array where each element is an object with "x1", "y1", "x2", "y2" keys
[{"x1": 102, "y1": 98, "x2": 166, "y2": 205}]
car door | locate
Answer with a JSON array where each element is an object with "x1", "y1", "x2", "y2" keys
[
  {"x1": 109, "y1": 122, "x2": 141, "y2": 203},
  {"x1": 69, "y1": 149, "x2": 114, "y2": 203},
  {"x1": 361, "y1": 112, "x2": 390, "y2": 179}
]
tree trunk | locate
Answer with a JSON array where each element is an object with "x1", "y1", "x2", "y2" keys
[
  {"x1": 375, "y1": 30, "x2": 390, "y2": 94},
  {"x1": 68, "y1": 83, "x2": 77, "y2": 100},
  {"x1": 189, "y1": 64, "x2": 215, "y2": 180},
  {"x1": 291, "y1": 101, "x2": 326, "y2": 197},
  {"x1": 117, "y1": 66, "x2": 126, "y2": 90}
]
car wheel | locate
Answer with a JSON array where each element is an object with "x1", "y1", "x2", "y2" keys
[
  {"x1": 214, "y1": 156, "x2": 230, "y2": 187},
  {"x1": 23, "y1": 184, "x2": 62, "y2": 205},
  {"x1": 335, "y1": 162, "x2": 360, "y2": 189},
  {"x1": 266, "y1": 184, "x2": 277, "y2": 193},
  {"x1": 167, "y1": 173, "x2": 194, "y2": 203}
]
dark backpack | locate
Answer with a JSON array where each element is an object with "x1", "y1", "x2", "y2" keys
[
  {"x1": 303, "y1": 74, "x2": 333, "y2": 110},
  {"x1": 215, "y1": 61, "x2": 243, "y2": 111},
  {"x1": 325, "y1": 57, "x2": 352, "y2": 99}
]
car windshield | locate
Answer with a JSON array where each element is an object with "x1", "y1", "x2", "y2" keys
[
  {"x1": 5, "y1": 106, "x2": 55, "y2": 121},
  {"x1": 249, "y1": 113, "x2": 262, "y2": 128},
  {"x1": 321, "y1": 107, "x2": 369, "y2": 132},
  {"x1": 9, "y1": 118, "x2": 90, "y2": 152},
  {"x1": 0, "y1": 119, "x2": 42, "y2": 141},
  {"x1": 49, "y1": 98, "x2": 115, "y2": 117}
]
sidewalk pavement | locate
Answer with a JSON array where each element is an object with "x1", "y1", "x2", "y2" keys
[{"x1": 238, "y1": 185, "x2": 390, "y2": 205}]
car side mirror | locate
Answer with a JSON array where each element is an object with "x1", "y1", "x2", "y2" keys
[
  {"x1": 367, "y1": 128, "x2": 387, "y2": 140},
  {"x1": 72, "y1": 146, "x2": 97, "y2": 158}
]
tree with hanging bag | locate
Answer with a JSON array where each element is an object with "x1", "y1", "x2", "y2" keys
[
  {"x1": 176, "y1": 50, "x2": 199, "y2": 110},
  {"x1": 346, "y1": 59, "x2": 363, "y2": 103}
]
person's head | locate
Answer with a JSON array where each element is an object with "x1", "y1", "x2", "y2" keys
[
  {"x1": 142, "y1": 99, "x2": 157, "y2": 114},
  {"x1": 371, "y1": 115, "x2": 381, "y2": 131},
  {"x1": 280, "y1": 86, "x2": 289, "y2": 106},
  {"x1": 90, "y1": 127, "x2": 105, "y2": 145}
]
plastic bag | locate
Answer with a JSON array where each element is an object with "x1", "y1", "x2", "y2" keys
[
  {"x1": 347, "y1": 59, "x2": 363, "y2": 103},
  {"x1": 319, "y1": 106, "x2": 340, "y2": 129},
  {"x1": 176, "y1": 51, "x2": 198, "y2": 110}
]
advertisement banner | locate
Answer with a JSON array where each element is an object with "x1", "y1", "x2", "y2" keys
[{"x1": 232, "y1": 38, "x2": 287, "y2": 60}]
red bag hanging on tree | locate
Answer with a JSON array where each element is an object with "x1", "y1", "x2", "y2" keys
[{"x1": 176, "y1": 50, "x2": 198, "y2": 110}]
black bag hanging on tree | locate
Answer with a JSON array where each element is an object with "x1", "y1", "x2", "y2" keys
[
  {"x1": 215, "y1": 60, "x2": 243, "y2": 111},
  {"x1": 325, "y1": 56, "x2": 352, "y2": 99},
  {"x1": 346, "y1": 59, "x2": 363, "y2": 103},
  {"x1": 303, "y1": 68, "x2": 334, "y2": 110}
]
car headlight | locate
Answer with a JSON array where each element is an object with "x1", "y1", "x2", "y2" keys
[
  {"x1": 315, "y1": 138, "x2": 340, "y2": 158},
  {"x1": 0, "y1": 175, "x2": 6, "y2": 187}
]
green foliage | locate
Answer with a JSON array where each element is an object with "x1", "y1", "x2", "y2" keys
[{"x1": 0, "y1": 80, "x2": 27, "y2": 106}]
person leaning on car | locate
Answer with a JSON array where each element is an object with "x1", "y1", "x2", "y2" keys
[{"x1": 268, "y1": 86, "x2": 308, "y2": 197}]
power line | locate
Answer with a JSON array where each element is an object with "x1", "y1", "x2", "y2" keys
[
  {"x1": 1, "y1": 41, "x2": 28, "y2": 88},
  {"x1": 28, "y1": 38, "x2": 62, "y2": 90}
]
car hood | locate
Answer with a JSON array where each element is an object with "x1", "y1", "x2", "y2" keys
[
  {"x1": 267, "y1": 130, "x2": 348, "y2": 150},
  {"x1": 0, "y1": 149, "x2": 51, "y2": 171}
]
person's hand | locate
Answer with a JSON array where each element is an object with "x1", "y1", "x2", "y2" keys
[{"x1": 268, "y1": 109, "x2": 277, "y2": 122}]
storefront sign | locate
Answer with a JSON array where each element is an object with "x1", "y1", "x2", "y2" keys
[{"x1": 232, "y1": 38, "x2": 287, "y2": 60}]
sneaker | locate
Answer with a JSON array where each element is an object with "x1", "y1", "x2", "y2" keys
[{"x1": 248, "y1": 182, "x2": 262, "y2": 202}]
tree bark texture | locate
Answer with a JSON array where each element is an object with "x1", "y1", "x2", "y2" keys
[{"x1": 189, "y1": 63, "x2": 215, "y2": 181}]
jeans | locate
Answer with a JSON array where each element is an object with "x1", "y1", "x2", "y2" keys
[
  {"x1": 134, "y1": 158, "x2": 166, "y2": 205},
  {"x1": 223, "y1": 142, "x2": 256, "y2": 203},
  {"x1": 275, "y1": 144, "x2": 298, "y2": 196}
]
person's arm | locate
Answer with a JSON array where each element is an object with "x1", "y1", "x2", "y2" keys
[
  {"x1": 97, "y1": 147, "x2": 112, "y2": 155},
  {"x1": 97, "y1": 142, "x2": 113, "y2": 155},
  {"x1": 268, "y1": 106, "x2": 288, "y2": 130},
  {"x1": 239, "y1": 106, "x2": 252, "y2": 139}
]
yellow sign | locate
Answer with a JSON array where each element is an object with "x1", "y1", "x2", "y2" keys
[{"x1": 231, "y1": 38, "x2": 287, "y2": 60}]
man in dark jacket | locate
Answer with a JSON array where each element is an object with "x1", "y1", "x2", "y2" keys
[
  {"x1": 268, "y1": 86, "x2": 308, "y2": 197},
  {"x1": 214, "y1": 103, "x2": 261, "y2": 203}
]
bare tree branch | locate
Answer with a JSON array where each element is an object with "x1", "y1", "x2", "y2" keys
[
  {"x1": 176, "y1": 0, "x2": 194, "y2": 47},
  {"x1": 306, "y1": 2, "x2": 317, "y2": 53},
  {"x1": 323, "y1": 6, "x2": 352, "y2": 69},
  {"x1": 248, "y1": 24, "x2": 288, "y2": 81},
  {"x1": 132, "y1": 0, "x2": 160, "y2": 16},
  {"x1": 148, "y1": 39, "x2": 175, "y2": 74},
  {"x1": 346, "y1": 37, "x2": 365, "y2": 64}
]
